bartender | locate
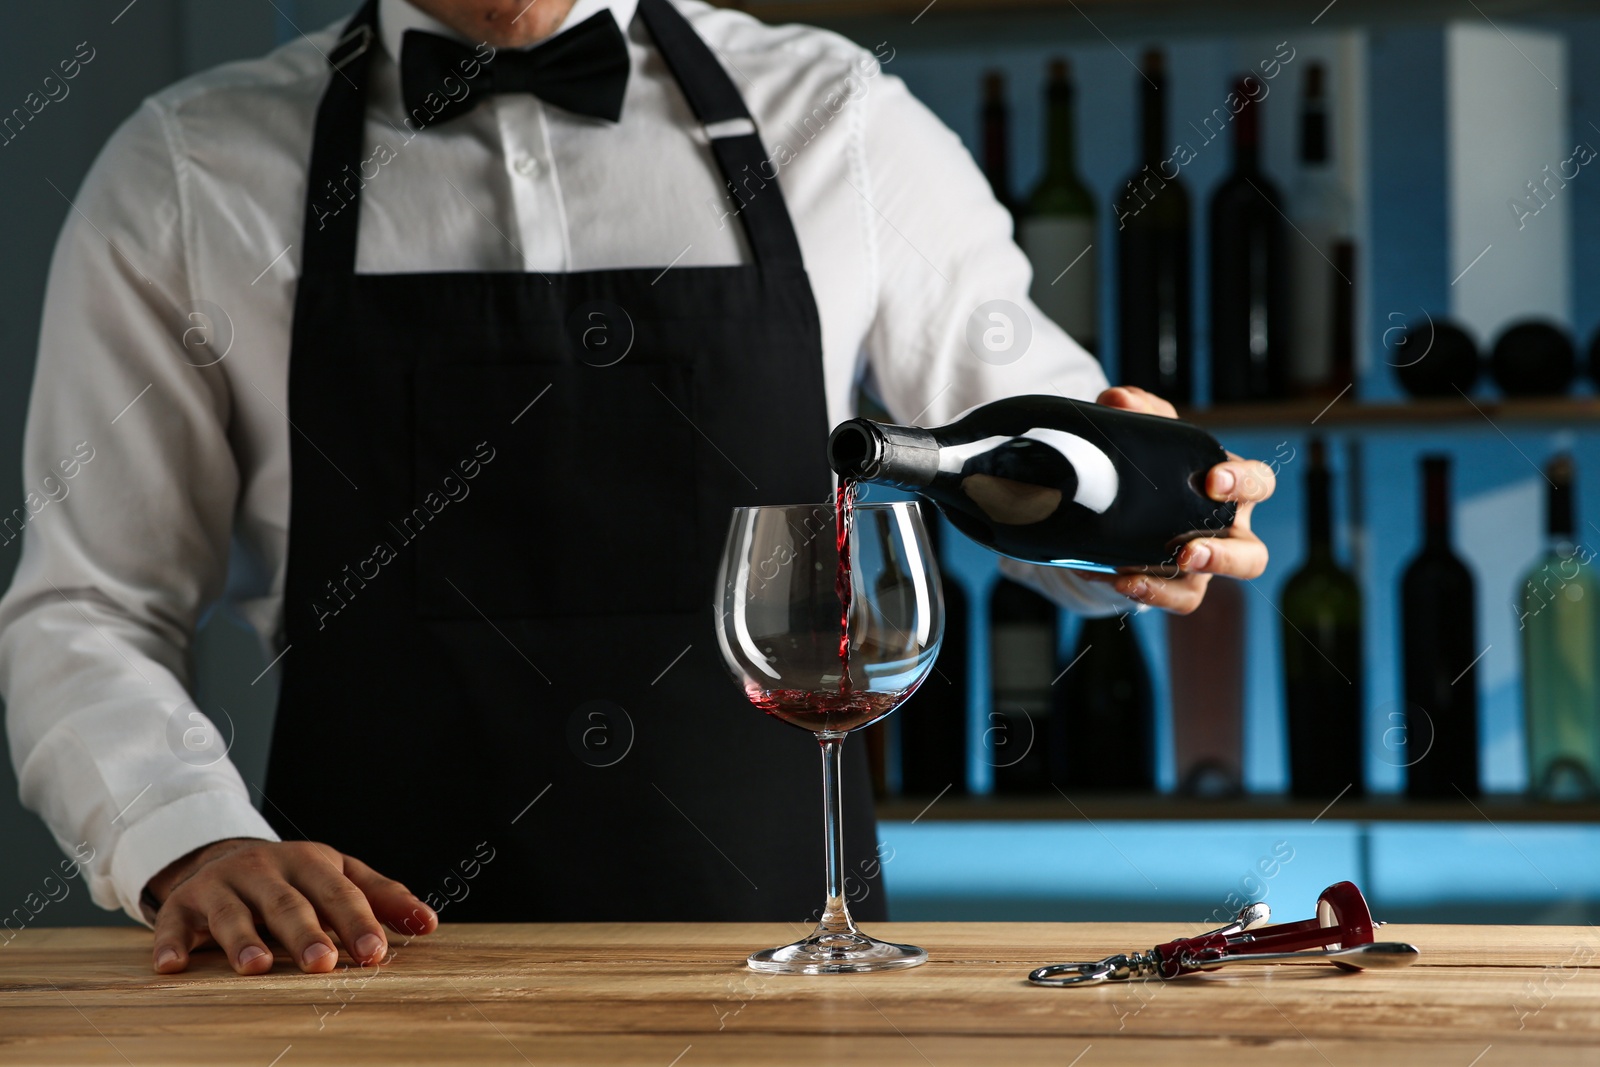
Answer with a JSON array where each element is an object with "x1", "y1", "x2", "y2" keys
[{"x1": 0, "y1": 0, "x2": 1275, "y2": 976}]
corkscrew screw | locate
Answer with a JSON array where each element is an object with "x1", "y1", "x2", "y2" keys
[{"x1": 1027, "y1": 881, "x2": 1419, "y2": 986}]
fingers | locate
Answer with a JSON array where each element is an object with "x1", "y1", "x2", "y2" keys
[
  {"x1": 234, "y1": 873, "x2": 340, "y2": 974},
  {"x1": 151, "y1": 901, "x2": 214, "y2": 975},
  {"x1": 199, "y1": 893, "x2": 278, "y2": 975},
  {"x1": 1114, "y1": 570, "x2": 1212, "y2": 615},
  {"x1": 1177, "y1": 531, "x2": 1269, "y2": 582},
  {"x1": 1097, "y1": 385, "x2": 1178, "y2": 419},
  {"x1": 344, "y1": 855, "x2": 438, "y2": 940},
  {"x1": 288, "y1": 848, "x2": 391, "y2": 966},
  {"x1": 1208, "y1": 456, "x2": 1277, "y2": 503}
]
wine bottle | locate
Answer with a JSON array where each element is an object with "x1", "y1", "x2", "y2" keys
[
  {"x1": 827, "y1": 395, "x2": 1233, "y2": 571},
  {"x1": 1115, "y1": 48, "x2": 1192, "y2": 402},
  {"x1": 981, "y1": 71, "x2": 1018, "y2": 226},
  {"x1": 1021, "y1": 58, "x2": 1098, "y2": 355},
  {"x1": 1281, "y1": 438, "x2": 1363, "y2": 799},
  {"x1": 990, "y1": 577, "x2": 1057, "y2": 793},
  {"x1": 1210, "y1": 76, "x2": 1289, "y2": 404},
  {"x1": 1052, "y1": 613, "x2": 1155, "y2": 791},
  {"x1": 1288, "y1": 63, "x2": 1354, "y2": 397},
  {"x1": 1520, "y1": 454, "x2": 1600, "y2": 800},
  {"x1": 1401, "y1": 455, "x2": 1480, "y2": 798},
  {"x1": 1167, "y1": 574, "x2": 1245, "y2": 796},
  {"x1": 899, "y1": 501, "x2": 971, "y2": 797}
]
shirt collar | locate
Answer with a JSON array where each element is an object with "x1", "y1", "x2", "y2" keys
[{"x1": 378, "y1": 0, "x2": 639, "y2": 62}]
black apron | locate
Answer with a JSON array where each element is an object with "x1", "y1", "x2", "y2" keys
[{"x1": 262, "y1": 0, "x2": 884, "y2": 922}]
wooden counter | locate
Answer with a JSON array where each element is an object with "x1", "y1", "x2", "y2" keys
[{"x1": 3, "y1": 922, "x2": 1598, "y2": 1065}]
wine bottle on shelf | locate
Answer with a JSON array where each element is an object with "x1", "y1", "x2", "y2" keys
[
  {"x1": 827, "y1": 395, "x2": 1233, "y2": 571},
  {"x1": 1054, "y1": 613, "x2": 1155, "y2": 791},
  {"x1": 1401, "y1": 455, "x2": 1481, "y2": 798},
  {"x1": 899, "y1": 501, "x2": 971, "y2": 797},
  {"x1": 1288, "y1": 63, "x2": 1354, "y2": 398},
  {"x1": 1167, "y1": 575, "x2": 1245, "y2": 797},
  {"x1": 1520, "y1": 454, "x2": 1600, "y2": 800},
  {"x1": 989, "y1": 576, "x2": 1057, "y2": 793},
  {"x1": 1115, "y1": 48, "x2": 1192, "y2": 403},
  {"x1": 1022, "y1": 58, "x2": 1098, "y2": 355},
  {"x1": 1281, "y1": 438, "x2": 1364, "y2": 799},
  {"x1": 1210, "y1": 76, "x2": 1289, "y2": 404},
  {"x1": 981, "y1": 71, "x2": 1019, "y2": 226}
]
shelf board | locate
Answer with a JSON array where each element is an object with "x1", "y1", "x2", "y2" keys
[
  {"x1": 713, "y1": 0, "x2": 1594, "y2": 46},
  {"x1": 876, "y1": 793, "x2": 1600, "y2": 823},
  {"x1": 1176, "y1": 395, "x2": 1600, "y2": 431}
]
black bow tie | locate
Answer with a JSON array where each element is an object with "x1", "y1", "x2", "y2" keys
[{"x1": 400, "y1": 11, "x2": 630, "y2": 127}]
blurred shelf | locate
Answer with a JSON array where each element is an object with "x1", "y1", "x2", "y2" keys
[
  {"x1": 877, "y1": 793, "x2": 1600, "y2": 822},
  {"x1": 1177, "y1": 395, "x2": 1600, "y2": 431},
  {"x1": 714, "y1": 0, "x2": 1594, "y2": 46}
]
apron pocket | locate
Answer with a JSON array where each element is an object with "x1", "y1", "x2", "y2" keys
[{"x1": 412, "y1": 362, "x2": 700, "y2": 619}]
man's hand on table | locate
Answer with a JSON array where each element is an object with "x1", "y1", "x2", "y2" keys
[
  {"x1": 1089, "y1": 385, "x2": 1277, "y2": 615},
  {"x1": 144, "y1": 838, "x2": 438, "y2": 975}
]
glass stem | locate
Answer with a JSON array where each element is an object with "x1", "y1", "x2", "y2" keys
[{"x1": 817, "y1": 734, "x2": 857, "y2": 935}]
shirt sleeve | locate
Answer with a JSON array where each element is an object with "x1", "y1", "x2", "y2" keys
[
  {"x1": 854, "y1": 67, "x2": 1129, "y2": 618},
  {"x1": 0, "y1": 99, "x2": 278, "y2": 927}
]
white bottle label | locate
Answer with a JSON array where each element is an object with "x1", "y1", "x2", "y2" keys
[{"x1": 1021, "y1": 216, "x2": 1097, "y2": 352}]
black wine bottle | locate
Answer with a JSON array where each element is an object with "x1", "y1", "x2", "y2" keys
[
  {"x1": 990, "y1": 577, "x2": 1057, "y2": 793},
  {"x1": 1401, "y1": 455, "x2": 1481, "y2": 798},
  {"x1": 1052, "y1": 614, "x2": 1155, "y2": 790},
  {"x1": 1281, "y1": 438, "x2": 1363, "y2": 799},
  {"x1": 1210, "y1": 76, "x2": 1289, "y2": 404},
  {"x1": 981, "y1": 70, "x2": 1018, "y2": 226},
  {"x1": 899, "y1": 501, "x2": 970, "y2": 797},
  {"x1": 1289, "y1": 62, "x2": 1354, "y2": 398},
  {"x1": 1115, "y1": 49, "x2": 1192, "y2": 402},
  {"x1": 827, "y1": 395, "x2": 1233, "y2": 571}
]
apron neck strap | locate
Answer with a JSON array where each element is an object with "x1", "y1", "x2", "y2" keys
[
  {"x1": 299, "y1": 0, "x2": 805, "y2": 279},
  {"x1": 634, "y1": 0, "x2": 804, "y2": 268}
]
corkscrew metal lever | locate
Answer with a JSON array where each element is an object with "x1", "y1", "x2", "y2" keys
[{"x1": 1028, "y1": 881, "x2": 1419, "y2": 987}]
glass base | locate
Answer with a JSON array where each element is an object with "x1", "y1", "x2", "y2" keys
[{"x1": 747, "y1": 928, "x2": 927, "y2": 975}]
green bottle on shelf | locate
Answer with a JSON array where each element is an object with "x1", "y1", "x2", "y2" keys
[
  {"x1": 1519, "y1": 454, "x2": 1600, "y2": 800},
  {"x1": 1021, "y1": 58, "x2": 1098, "y2": 356},
  {"x1": 1281, "y1": 438, "x2": 1364, "y2": 799}
]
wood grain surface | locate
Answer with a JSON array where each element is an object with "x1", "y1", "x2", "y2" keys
[{"x1": 2, "y1": 922, "x2": 1597, "y2": 1065}]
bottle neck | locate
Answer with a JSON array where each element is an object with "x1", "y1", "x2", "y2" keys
[
  {"x1": 1306, "y1": 468, "x2": 1334, "y2": 560},
  {"x1": 1233, "y1": 95, "x2": 1260, "y2": 172},
  {"x1": 1423, "y1": 463, "x2": 1451, "y2": 549},
  {"x1": 1548, "y1": 475, "x2": 1574, "y2": 545},
  {"x1": 983, "y1": 104, "x2": 1010, "y2": 204},
  {"x1": 1140, "y1": 76, "x2": 1166, "y2": 166},
  {"x1": 1045, "y1": 82, "x2": 1078, "y2": 179}
]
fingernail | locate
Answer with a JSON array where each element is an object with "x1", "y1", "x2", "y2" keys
[
  {"x1": 356, "y1": 934, "x2": 384, "y2": 960},
  {"x1": 156, "y1": 947, "x2": 179, "y2": 969},
  {"x1": 1213, "y1": 468, "x2": 1235, "y2": 495},
  {"x1": 302, "y1": 943, "x2": 335, "y2": 968},
  {"x1": 238, "y1": 945, "x2": 269, "y2": 968},
  {"x1": 1184, "y1": 542, "x2": 1212, "y2": 571}
]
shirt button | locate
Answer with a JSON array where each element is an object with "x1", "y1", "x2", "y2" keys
[{"x1": 514, "y1": 156, "x2": 539, "y2": 177}]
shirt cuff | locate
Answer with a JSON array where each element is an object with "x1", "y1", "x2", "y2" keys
[
  {"x1": 109, "y1": 790, "x2": 280, "y2": 928},
  {"x1": 995, "y1": 555, "x2": 1140, "y2": 619}
]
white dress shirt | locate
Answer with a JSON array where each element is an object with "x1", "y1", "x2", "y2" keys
[{"x1": 0, "y1": 0, "x2": 1119, "y2": 924}]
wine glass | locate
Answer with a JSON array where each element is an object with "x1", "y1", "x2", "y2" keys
[{"x1": 715, "y1": 495, "x2": 944, "y2": 974}]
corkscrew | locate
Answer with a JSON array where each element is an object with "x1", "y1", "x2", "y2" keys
[{"x1": 1027, "y1": 881, "x2": 1419, "y2": 986}]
